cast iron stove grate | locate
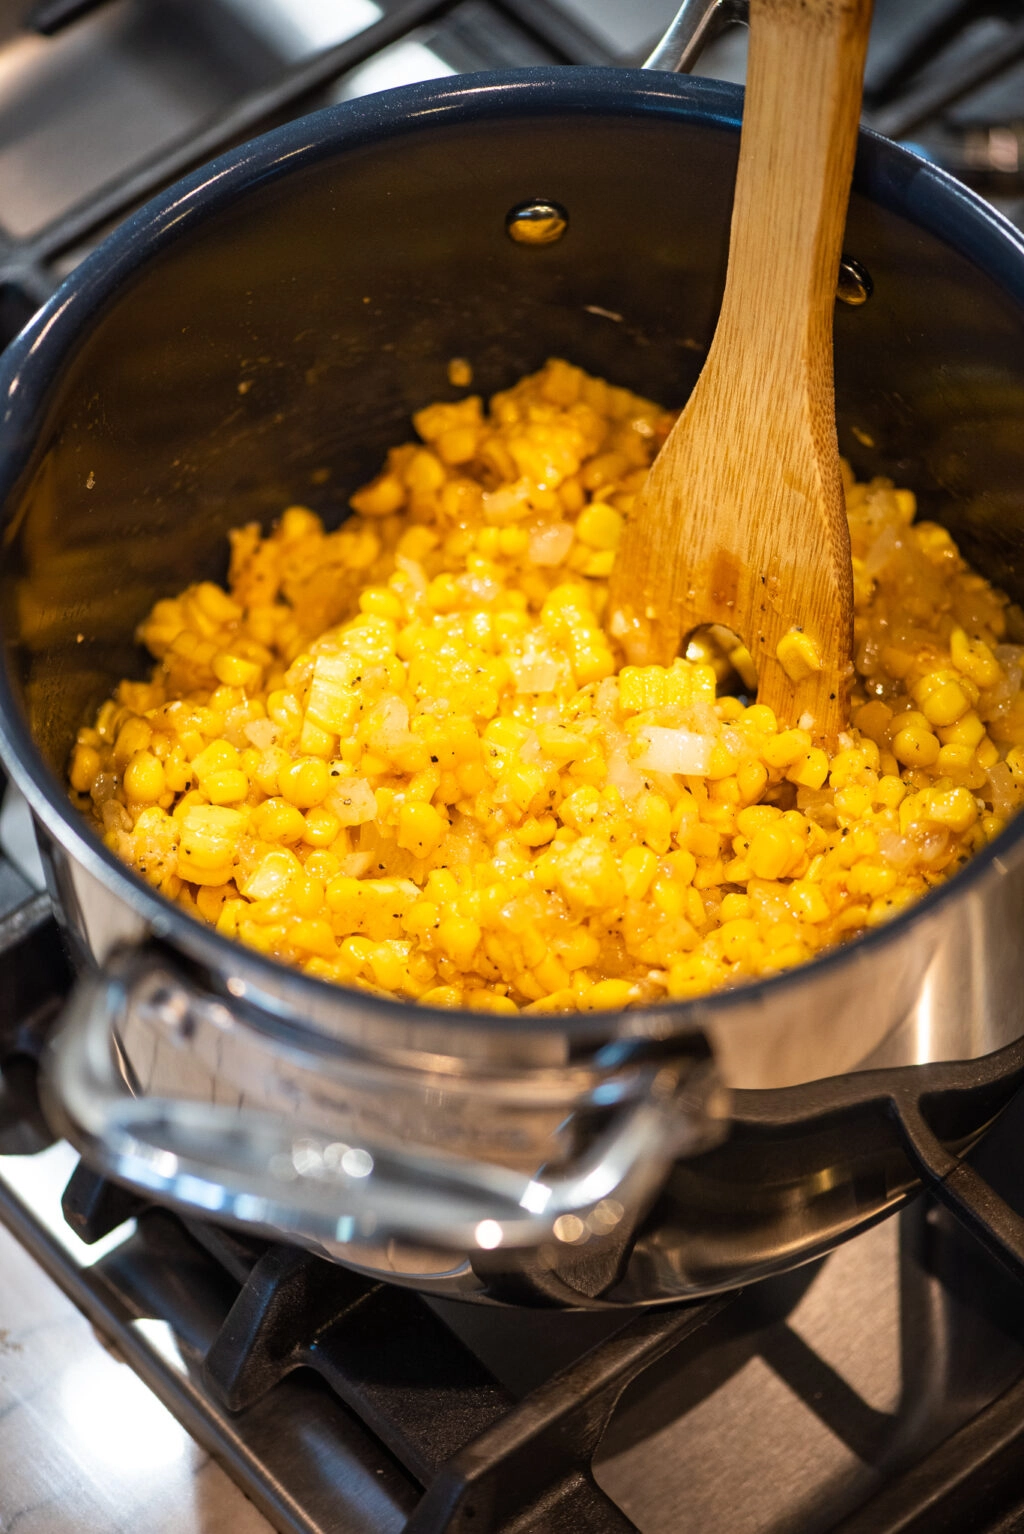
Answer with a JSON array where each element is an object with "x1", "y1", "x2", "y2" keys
[{"x1": 62, "y1": 1157, "x2": 732, "y2": 1534}]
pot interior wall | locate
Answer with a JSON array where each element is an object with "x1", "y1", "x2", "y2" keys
[{"x1": 3, "y1": 95, "x2": 1024, "y2": 780}]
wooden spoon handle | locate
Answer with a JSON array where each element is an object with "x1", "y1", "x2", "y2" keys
[{"x1": 715, "y1": 0, "x2": 873, "y2": 390}]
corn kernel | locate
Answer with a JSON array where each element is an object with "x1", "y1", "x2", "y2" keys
[
  {"x1": 893, "y1": 721, "x2": 940, "y2": 768},
  {"x1": 575, "y1": 502, "x2": 624, "y2": 551},
  {"x1": 579, "y1": 978, "x2": 634, "y2": 1010},
  {"x1": 123, "y1": 750, "x2": 166, "y2": 804},
  {"x1": 204, "y1": 768, "x2": 249, "y2": 805},
  {"x1": 925, "y1": 787, "x2": 978, "y2": 833},
  {"x1": 436, "y1": 915, "x2": 481, "y2": 968},
  {"x1": 397, "y1": 800, "x2": 446, "y2": 858},
  {"x1": 787, "y1": 747, "x2": 830, "y2": 791},
  {"x1": 253, "y1": 798, "x2": 307, "y2": 844},
  {"x1": 278, "y1": 756, "x2": 330, "y2": 809},
  {"x1": 776, "y1": 629, "x2": 823, "y2": 683},
  {"x1": 763, "y1": 730, "x2": 813, "y2": 769},
  {"x1": 912, "y1": 674, "x2": 971, "y2": 728},
  {"x1": 747, "y1": 824, "x2": 795, "y2": 880},
  {"x1": 212, "y1": 651, "x2": 262, "y2": 689},
  {"x1": 950, "y1": 626, "x2": 1002, "y2": 688}
]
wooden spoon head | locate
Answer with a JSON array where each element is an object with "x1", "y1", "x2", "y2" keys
[{"x1": 609, "y1": 379, "x2": 854, "y2": 743}]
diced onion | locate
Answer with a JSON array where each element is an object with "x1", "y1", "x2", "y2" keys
[
  {"x1": 244, "y1": 718, "x2": 278, "y2": 750},
  {"x1": 864, "y1": 523, "x2": 902, "y2": 577},
  {"x1": 528, "y1": 522, "x2": 574, "y2": 567},
  {"x1": 513, "y1": 656, "x2": 562, "y2": 693},
  {"x1": 635, "y1": 726, "x2": 714, "y2": 776},
  {"x1": 986, "y1": 761, "x2": 1018, "y2": 818},
  {"x1": 326, "y1": 778, "x2": 378, "y2": 826}
]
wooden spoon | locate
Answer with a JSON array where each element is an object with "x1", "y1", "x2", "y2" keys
[{"x1": 609, "y1": 0, "x2": 873, "y2": 742}]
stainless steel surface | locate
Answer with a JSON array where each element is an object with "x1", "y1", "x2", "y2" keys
[
  {"x1": 836, "y1": 254, "x2": 873, "y2": 305},
  {"x1": 644, "y1": 0, "x2": 746, "y2": 74},
  {"x1": 504, "y1": 198, "x2": 569, "y2": 244},
  {"x1": 44, "y1": 944, "x2": 724, "y2": 1274}
]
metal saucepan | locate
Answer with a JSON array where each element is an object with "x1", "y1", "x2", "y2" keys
[{"x1": 2, "y1": 24, "x2": 1024, "y2": 1307}]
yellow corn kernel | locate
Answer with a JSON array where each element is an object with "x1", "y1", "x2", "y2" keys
[
  {"x1": 834, "y1": 784, "x2": 872, "y2": 820},
  {"x1": 177, "y1": 805, "x2": 246, "y2": 872},
  {"x1": 436, "y1": 915, "x2": 481, "y2": 968},
  {"x1": 278, "y1": 756, "x2": 330, "y2": 809},
  {"x1": 787, "y1": 746, "x2": 829, "y2": 791},
  {"x1": 575, "y1": 502, "x2": 624, "y2": 551},
  {"x1": 638, "y1": 793, "x2": 672, "y2": 855},
  {"x1": 122, "y1": 750, "x2": 166, "y2": 804},
  {"x1": 534, "y1": 952, "x2": 572, "y2": 994},
  {"x1": 937, "y1": 743, "x2": 975, "y2": 775},
  {"x1": 737, "y1": 760, "x2": 769, "y2": 804},
  {"x1": 912, "y1": 674, "x2": 971, "y2": 728},
  {"x1": 854, "y1": 699, "x2": 893, "y2": 743},
  {"x1": 740, "y1": 704, "x2": 778, "y2": 736},
  {"x1": 776, "y1": 629, "x2": 822, "y2": 683},
  {"x1": 747, "y1": 824, "x2": 795, "y2": 880},
  {"x1": 289, "y1": 919, "x2": 337, "y2": 958},
  {"x1": 735, "y1": 805, "x2": 782, "y2": 838},
  {"x1": 717, "y1": 917, "x2": 760, "y2": 960},
  {"x1": 301, "y1": 806, "x2": 341, "y2": 846},
  {"x1": 516, "y1": 815, "x2": 557, "y2": 847},
  {"x1": 579, "y1": 978, "x2": 634, "y2": 1011},
  {"x1": 349, "y1": 473, "x2": 405, "y2": 518},
  {"x1": 204, "y1": 768, "x2": 249, "y2": 805},
  {"x1": 191, "y1": 739, "x2": 239, "y2": 780},
  {"x1": 788, "y1": 880, "x2": 830, "y2": 923},
  {"x1": 892, "y1": 720, "x2": 940, "y2": 768},
  {"x1": 212, "y1": 650, "x2": 262, "y2": 689},
  {"x1": 559, "y1": 927, "x2": 602, "y2": 970},
  {"x1": 359, "y1": 587, "x2": 404, "y2": 620},
  {"x1": 397, "y1": 800, "x2": 447, "y2": 858},
  {"x1": 69, "y1": 742, "x2": 102, "y2": 794},
  {"x1": 652, "y1": 879, "x2": 686, "y2": 918},
  {"x1": 762, "y1": 729, "x2": 813, "y2": 769},
  {"x1": 436, "y1": 425, "x2": 479, "y2": 465},
  {"x1": 925, "y1": 786, "x2": 978, "y2": 833},
  {"x1": 241, "y1": 848, "x2": 304, "y2": 901},
  {"x1": 939, "y1": 710, "x2": 986, "y2": 749},
  {"x1": 112, "y1": 716, "x2": 153, "y2": 769},
  {"x1": 404, "y1": 449, "x2": 446, "y2": 493},
  {"x1": 949, "y1": 626, "x2": 1002, "y2": 688},
  {"x1": 619, "y1": 845, "x2": 657, "y2": 899},
  {"x1": 253, "y1": 798, "x2": 307, "y2": 844}
]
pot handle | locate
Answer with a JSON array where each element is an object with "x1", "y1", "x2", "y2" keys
[
  {"x1": 645, "y1": 0, "x2": 748, "y2": 73},
  {"x1": 42, "y1": 948, "x2": 726, "y2": 1256}
]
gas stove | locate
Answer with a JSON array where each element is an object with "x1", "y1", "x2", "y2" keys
[{"x1": 3, "y1": 2, "x2": 1024, "y2": 1530}]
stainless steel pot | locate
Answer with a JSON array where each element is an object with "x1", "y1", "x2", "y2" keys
[{"x1": 2, "y1": 23, "x2": 1024, "y2": 1307}]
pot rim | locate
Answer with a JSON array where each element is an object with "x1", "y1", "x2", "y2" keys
[{"x1": 1, "y1": 65, "x2": 1023, "y2": 1046}]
